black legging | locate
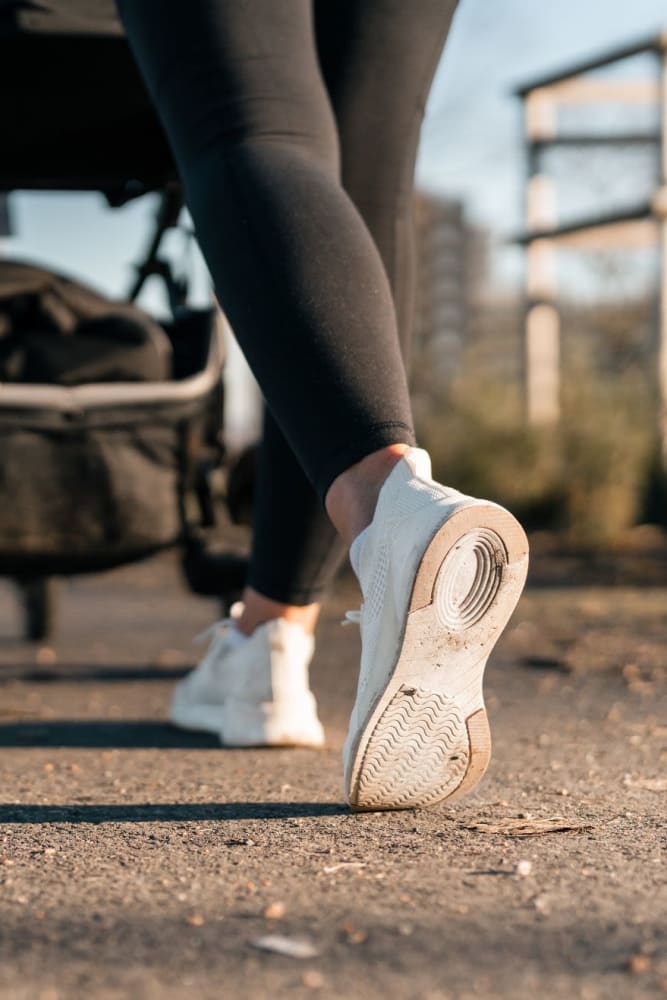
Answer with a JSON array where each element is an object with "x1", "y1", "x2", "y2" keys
[{"x1": 115, "y1": 0, "x2": 459, "y2": 603}]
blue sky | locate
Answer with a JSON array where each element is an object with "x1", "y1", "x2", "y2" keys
[
  {"x1": 419, "y1": 0, "x2": 666, "y2": 205},
  {"x1": 5, "y1": 0, "x2": 667, "y2": 309}
]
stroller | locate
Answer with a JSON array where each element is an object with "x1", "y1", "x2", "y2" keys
[{"x1": 0, "y1": 0, "x2": 250, "y2": 638}]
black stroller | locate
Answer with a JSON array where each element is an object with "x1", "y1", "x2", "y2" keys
[{"x1": 0, "y1": 0, "x2": 250, "y2": 638}]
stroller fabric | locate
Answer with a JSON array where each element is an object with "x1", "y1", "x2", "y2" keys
[
  {"x1": 0, "y1": 260, "x2": 172, "y2": 385},
  {"x1": 0, "y1": 264, "x2": 223, "y2": 573}
]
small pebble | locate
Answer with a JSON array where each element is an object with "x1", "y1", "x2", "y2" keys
[
  {"x1": 341, "y1": 923, "x2": 367, "y2": 945},
  {"x1": 263, "y1": 901, "x2": 286, "y2": 920},
  {"x1": 302, "y1": 970, "x2": 325, "y2": 989},
  {"x1": 627, "y1": 954, "x2": 651, "y2": 975},
  {"x1": 35, "y1": 647, "x2": 57, "y2": 665},
  {"x1": 252, "y1": 935, "x2": 319, "y2": 959}
]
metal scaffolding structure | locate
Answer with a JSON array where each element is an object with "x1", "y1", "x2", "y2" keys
[{"x1": 514, "y1": 29, "x2": 667, "y2": 457}]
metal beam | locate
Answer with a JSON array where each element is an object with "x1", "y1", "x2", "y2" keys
[
  {"x1": 514, "y1": 33, "x2": 664, "y2": 96},
  {"x1": 531, "y1": 132, "x2": 660, "y2": 149},
  {"x1": 511, "y1": 202, "x2": 653, "y2": 245},
  {"x1": 532, "y1": 77, "x2": 660, "y2": 105},
  {"x1": 544, "y1": 218, "x2": 658, "y2": 250}
]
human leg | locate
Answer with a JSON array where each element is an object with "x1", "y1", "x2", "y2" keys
[
  {"x1": 116, "y1": 0, "x2": 416, "y2": 504},
  {"x1": 245, "y1": 0, "x2": 461, "y2": 618}
]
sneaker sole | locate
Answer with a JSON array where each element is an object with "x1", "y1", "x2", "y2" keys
[{"x1": 346, "y1": 503, "x2": 528, "y2": 811}]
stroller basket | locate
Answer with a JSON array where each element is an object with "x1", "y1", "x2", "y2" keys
[{"x1": 0, "y1": 292, "x2": 225, "y2": 576}]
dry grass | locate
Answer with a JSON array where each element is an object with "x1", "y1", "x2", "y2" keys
[{"x1": 416, "y1": 368, "x2": 656, "y2": 548}]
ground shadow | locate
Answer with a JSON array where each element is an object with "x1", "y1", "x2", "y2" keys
[
  {"x1": 0, "y1": 801, "x2": 346, "y2": 824},
  {"x1": 0, "y1": 720, "x2": 220, "y2": 748},
  {"x1": 0, "y1": 664, "x2": 191, "y2": 684}
]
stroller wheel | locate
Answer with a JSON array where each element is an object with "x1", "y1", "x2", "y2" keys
[{"x1": 20, "y1": 578, "x2": 58, "y2": 642}]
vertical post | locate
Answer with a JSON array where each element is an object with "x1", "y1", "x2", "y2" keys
[
  {"x1": 658, "y1": 44, "x2": 667, "y2": 467},
  {"x1": 524, "y1": 90, "x2": 561, "y2": 425}
]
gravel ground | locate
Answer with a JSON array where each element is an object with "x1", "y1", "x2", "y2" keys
[{"x1": 0, "y1": 550, "x2": 665, "y2": 1000}]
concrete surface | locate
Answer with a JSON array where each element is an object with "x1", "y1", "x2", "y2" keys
[{"x1": 0, "y1": 552, "x2": 665, "y2": 999}]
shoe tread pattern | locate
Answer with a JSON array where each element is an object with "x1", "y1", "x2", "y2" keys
[{"x1": 353, "y1": 686, "x2": 469, "y2": 810}]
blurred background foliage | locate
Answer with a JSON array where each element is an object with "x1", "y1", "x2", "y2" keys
[{"x1": 412, "y1": 290, "x2": 660, "y2": 549}]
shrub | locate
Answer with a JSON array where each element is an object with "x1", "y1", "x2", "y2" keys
[{"x1": 416, "y1": 369, "x2": 655, "y2": 548}]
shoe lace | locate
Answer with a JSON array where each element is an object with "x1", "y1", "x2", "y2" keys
[
  {"x1": 341, "y1": 606, "x2": 363, "y2": 627},
  {"x1": 194, "y1": 602, "x2": 244, "y2": 645},
  {"x1": 194, "y1": 619, "x2": 232, "y2": 645}
]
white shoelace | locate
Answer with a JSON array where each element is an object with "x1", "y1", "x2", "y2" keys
[
  {"x1": 194, "y1": 618, "x2": 233, "y2": 644},
  {"x1": 194, "y1": 602, "x2": 245, "y2": 644},
  {"x1": 341, "y1": 607, "x2": 363, "y2": 627}
]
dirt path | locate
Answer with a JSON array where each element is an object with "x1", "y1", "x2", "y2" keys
[{"x1": 0, "y1": 553, "x2": 665, "y2": 999}]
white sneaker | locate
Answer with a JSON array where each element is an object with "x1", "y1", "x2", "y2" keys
[
  {"x1": 343, "y1": 448, "x2": 529, "y2": 811},
  {"x1": 170, "y1": 609, "x2": 325, "y2": 748}
]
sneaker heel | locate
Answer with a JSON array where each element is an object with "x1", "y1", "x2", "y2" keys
[{"x1": 446, "y1": 707, "x2": 491, "y2": 804}]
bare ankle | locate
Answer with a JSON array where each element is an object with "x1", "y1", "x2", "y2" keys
[
  {"x1": 236, "y1": 586, "x2": 321, "y2": 637},
  {"x1": 325, "y1": 444, "x2": 411, "y2": 546}
]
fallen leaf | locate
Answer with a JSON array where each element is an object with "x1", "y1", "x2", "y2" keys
[{"x1": 462, "y1": 817, "x2": 593, "y2": 837}]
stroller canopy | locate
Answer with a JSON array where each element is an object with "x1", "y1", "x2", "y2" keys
[{"x1": 1, "y1": 0, "x2": 177, "y2": 202}]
